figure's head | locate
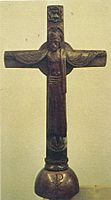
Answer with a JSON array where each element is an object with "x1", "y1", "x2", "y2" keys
[{"x1": 48, "y1": 27, "x2": 63, "y2": 52}]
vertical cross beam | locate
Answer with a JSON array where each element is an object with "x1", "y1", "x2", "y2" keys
[{"x1": 46, "y1": 6, "x2": 68, "y2": 171}]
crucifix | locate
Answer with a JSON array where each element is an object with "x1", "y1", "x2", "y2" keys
[{"x1": 4, "y1": 5, "x2": 107, "y2": 200}]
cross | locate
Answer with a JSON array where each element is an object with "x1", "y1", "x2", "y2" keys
[{"x1": 4, "y1": 5, "x2": 107, "y2": 200}]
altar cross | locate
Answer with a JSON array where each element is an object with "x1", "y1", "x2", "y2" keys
[{"x1": 4, "y1": 5, "x2": 107, "y2": 200}]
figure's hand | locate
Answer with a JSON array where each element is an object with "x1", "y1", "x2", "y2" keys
[
  {"x1": 5, "y1": 51, "x2": 14, "y2": 59},
  {"x1": 96, "y1": 51, "x2": 106, "y2": 58}
]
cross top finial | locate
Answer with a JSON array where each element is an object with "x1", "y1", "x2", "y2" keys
[{"x1": 47, "y1": 5, "x2": 63, "y2": 23}]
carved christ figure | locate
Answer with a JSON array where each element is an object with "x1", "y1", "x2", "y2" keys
[
  {"x1": 4, "y1": 28, "x2": 106, "y2": 165},
  {"x1": 47, "y1": 28, "x2": 66, "y2": 137},
  {"x1": 46, "y1": 28, "x2": 67, "y2": 162}
]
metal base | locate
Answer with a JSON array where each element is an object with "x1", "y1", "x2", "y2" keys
[{"x1": 34, "y1": 167, "x2": 79, "y2": 200}]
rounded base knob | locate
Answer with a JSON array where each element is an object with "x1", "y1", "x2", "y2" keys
[{"x1": 34, "y1": 167, "x2": 79, "y2": 199}]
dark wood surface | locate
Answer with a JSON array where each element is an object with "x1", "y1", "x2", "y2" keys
[{"x1": 4, "y1": 5, "x2": 107, "y2": 200}]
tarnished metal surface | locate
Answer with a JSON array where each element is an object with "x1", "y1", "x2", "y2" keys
[
  {"x1": 4, "y1": 5, "x2": 107, "y2": 200},
  {"x1": 35, "y1": 168, "x2": 79, "y2": 199}
]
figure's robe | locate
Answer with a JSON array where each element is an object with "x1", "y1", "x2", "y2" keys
[{"x1": 47, "y1": 49, "x2": 67, "y2": 138}]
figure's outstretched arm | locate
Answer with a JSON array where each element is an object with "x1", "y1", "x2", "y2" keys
[
  {"x1": 4, "y1": 49, "x2": 47, "y2": 68},
  {"x1": 66, "y1": 49, "x2": 107, "y2": 68}
]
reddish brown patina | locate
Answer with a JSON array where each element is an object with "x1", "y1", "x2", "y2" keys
[{"x1": 4, "y1": 5, "x2": 107, "y2": 200}]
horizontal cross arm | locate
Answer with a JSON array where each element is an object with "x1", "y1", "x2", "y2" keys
[
  {"x1": 4, "y1": 49, "x2": 47, "y2": 68},
  {"x1": 66, "y1": 50, "x2": 107, "y2": 68}
]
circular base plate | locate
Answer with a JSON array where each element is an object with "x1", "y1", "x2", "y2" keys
[{"x1": 35, "y1": 167, "x2": 79, "y2": 199}]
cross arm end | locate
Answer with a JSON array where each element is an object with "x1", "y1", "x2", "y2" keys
[{"x1": 4, "y1": 49, "x2": 47, "y2": 69}]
